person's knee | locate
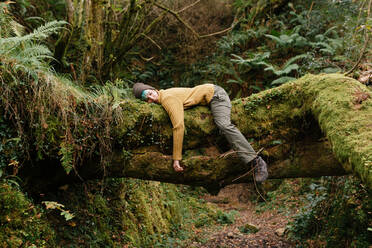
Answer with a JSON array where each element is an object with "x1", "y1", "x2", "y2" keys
[{"x1": 214, "y1": 119, "x2": 233, "y2": 131}]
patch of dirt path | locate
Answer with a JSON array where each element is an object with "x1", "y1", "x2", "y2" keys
[{"x1": 187, "y1": 184, "x2": 296, "y2": 248}]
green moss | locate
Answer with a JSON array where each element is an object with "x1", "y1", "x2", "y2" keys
[
  {"x1": 0, "y1": 181, "x2": 56, "y2": 247},
  {"x1": 301, "y1": 74, "x2": 372, "y2": 189},
  {"x1": 44, "y1": 178, "x2": 217, "y2": 247}
]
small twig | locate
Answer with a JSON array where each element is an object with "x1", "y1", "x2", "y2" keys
[
  {"x1": 200, "y1": 27, "x2": 233, "y2": 38},
  {"x1": 177, "y1": 0, "x2": 201, "y2": 13},
  {"x1": 219, "y1": 148, "x2": 264, "y2": 159},
  {"x1": 232, "y1": 167, "x2": 255, "y2": 182},
  {"x1": 70, "y1": 63, "x2": 77, "y2": 81},
  {"x1": 141, "y1": 33, "x2": 162, "y2": 50},
  {"x1": 139, "y1": 54, "x2": 154, "y2": 62},
  {"x1": 307, "y1": 2, "x2": 314, "y2": 20},
  {"x1": 219, "y1": 150, "x2": 237, "y2": 158},
  {"x1": 230, "y1": 160, "x2": 267, "y2": 202},
  {"x1": 153, "y1": 1, "x2": 200, "y2": 38},
  {"x1": 72, "y1": 163, "x2": 85, "y2": 182},
  {"x1": 253, "y1": 172, "x2": 267, "y2": 202},
  {"x1": 153, "y1": 1, "x2": 234, "y2": 39},
  {"x1": 230, "y1": 148, "x2": 265, "y2": 182}
]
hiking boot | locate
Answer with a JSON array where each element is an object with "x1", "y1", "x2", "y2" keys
[{"x1": 253, "y1": 156, "x2": 268, "y2": 183}]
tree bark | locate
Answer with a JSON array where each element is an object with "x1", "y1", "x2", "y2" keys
[{"x1": 20, "y1": 73, "x2": 372, "y2": 193}]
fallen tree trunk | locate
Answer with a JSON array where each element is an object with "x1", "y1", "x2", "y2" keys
[{"x1": 20, "y1": 74, "x2": 371, "y2": 193}]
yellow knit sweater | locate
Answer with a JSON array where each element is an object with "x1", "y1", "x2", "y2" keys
[{"x1": 158, "y1": 84, "x2": 215, "y2": 160}]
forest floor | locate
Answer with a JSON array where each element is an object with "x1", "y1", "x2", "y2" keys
[{"x1": 183, "y1": 183, "x2": 300, "y2": 248}]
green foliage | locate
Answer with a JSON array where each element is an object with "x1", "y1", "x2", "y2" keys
[
  {"x1": 0, "y1": 181, "x2": 56, "y2": 247},
  {"x1": 238, "y1": 223, "x2": 259, "y2": 234},
  {"x1": 216, "y1": 210, "x2": 238, "y2": 225},
  {"x1": 0, "y1": 7, "x2": 127, "y2": 176},
  {"x1": 58, "y1": 141, "x2": 73, "y2": 174},
  {"x1": 132, "y1": 54, "x2": 178, "y2": 89},
  {"x1": 0, "y1": 7, "x2": 79, "y2": 174},
  {"x1": 233, "y1": 0, "x2": 286, "y2": 26},
  {"x1": 270, "y1": 76, "x2": 296, "y2": 86},
  {"x1": 42, "y1": 201, "x2": 75, "y2": 221},
  {"x1": 0, "y1": 18, "x2": 66, "y2": 80},
  {"x1": 163, "y1": 0, "x2": 368, "y2": 97},
  {"x1": 265, "y1": 32, "x2": 308, "y2": 50},
  {"x1": 231, "y1": 52, "x2": 270, "y2": 69},
  {"x1": 265, "y1": 54, "x2": 309, "y2": 85},
  {"x1": 265, "y1": 54, "x2": 309, "y2": 76},
  {"x1": 0, "y1": 117, "x2": 23, "y2": 179},
  {"x1": 287, "y1": 176, "x2": 372, "y2": 247},
  {"x1": 217, "y1": 29, "x2": 267, "y2": 54}
]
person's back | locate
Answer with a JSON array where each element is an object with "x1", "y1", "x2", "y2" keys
[{"x1": 158, "y1": 84, "x2": 214, "y2": 109}]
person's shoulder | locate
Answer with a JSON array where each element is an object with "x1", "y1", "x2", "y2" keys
[
  {"x1": 195, "y1": 83, "x2": 214, "y2": 88},
  {"x1": 160, "y1": 93, "x2": 181, "y2": 105}
]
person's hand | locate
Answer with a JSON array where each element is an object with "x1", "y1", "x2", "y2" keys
[{"x1": 173, "y1": 160, "x2": 183, "y2": 172}]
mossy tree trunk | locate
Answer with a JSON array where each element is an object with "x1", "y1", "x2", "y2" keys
[
  {"x1": 22, "y1": 74, "x2": 371, "y2": 193},
  {"x1": 57, "y1": 0, "x2": 156, "y2": 82}
]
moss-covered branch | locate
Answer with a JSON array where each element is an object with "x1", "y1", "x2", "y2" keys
[
  {"x1": 111, "y1": 73, "x2": 371, "y2": 191},
  {"x1": 21, "y1": 74, "x2": 371, "y2": 193}
]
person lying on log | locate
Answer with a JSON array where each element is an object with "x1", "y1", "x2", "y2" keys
[{"x1": 132, "y1": 83, "x2": 268, "y2": 182}]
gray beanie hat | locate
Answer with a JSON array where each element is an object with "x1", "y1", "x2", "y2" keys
[{"x1": 133, "y1": 83, "x2": 156, "y2": 99}]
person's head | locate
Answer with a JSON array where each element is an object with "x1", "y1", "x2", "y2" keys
[
  {"x1": 133, "y1": 83, "x2": 159, "y2": 103},
  {"x1": 141, "y1": 89, "x2": 159, "y2": 103}
]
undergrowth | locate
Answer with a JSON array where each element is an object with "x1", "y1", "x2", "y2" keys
[
  {"x1": 0, "y1": 180, "x2": 56, "y2": 247},
  {"x1": 42, "y1": 179, "x2": 223, "y2": 248},
  {"x1": 257, "y1": 177, "x2": 372, "y2": 248},
  {"x1": 134, "y1": 0, "x2": 370, "y2": 99},
  {"x1": 287, "y1": 176, "x2": 371, "y2": 248}
]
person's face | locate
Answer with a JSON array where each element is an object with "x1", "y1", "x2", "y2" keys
[{"x1": 146, "y1": 90, "x2": 159, "y2": 103}]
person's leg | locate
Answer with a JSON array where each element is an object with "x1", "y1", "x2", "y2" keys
[
  {"x1": 210, "y1": 86, "x2": 256, "y2": 163},
  {"x1": 210, "y1": 85, "x2": 268, "y2": 182}
]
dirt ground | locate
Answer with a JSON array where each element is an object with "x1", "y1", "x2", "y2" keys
[{"x1": 185, "y1": 183, "x2": 297, "y2": 248}]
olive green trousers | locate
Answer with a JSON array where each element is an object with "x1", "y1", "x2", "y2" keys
[{"x1": 210, "y1": 85, "x2": 256, "y2": 164}]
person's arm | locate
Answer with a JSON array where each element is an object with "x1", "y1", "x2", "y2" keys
[{"x1": 161, "y1": 96, "x2": 185, "y2": 171}]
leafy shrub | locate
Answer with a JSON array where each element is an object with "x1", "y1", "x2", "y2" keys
[
  {"x1": 287, "y1": 176, "x2": 372, "y2": 247},
  {"x1": 216, "y1": 210, "x2": 238, "y2": 224}
]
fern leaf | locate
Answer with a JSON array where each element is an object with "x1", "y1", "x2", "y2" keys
[
  {"x1": 264, "y1": 34, "x2": 283, "y2": 46},
  {"x1": 271, "y1": 76, "x2": 296, "y2": 86},
  {"x1": 283, "y1": 54, "x2": 309, "y2": 68},
  {"x1": 0, "y1": 20, "x2": 67, "y2": 47},
  {"x1": 265, "y1": 63, "x2": 299, "y2": 76},
  {"x1": 324, "y1": 26, "x2": 338, "y2": 37},
  {"x1": 281, "y1": 64, "x2": 299, "y2": 75},
  {"x1": 320, "y1": 48, "x2": 335, "y2": 55}
]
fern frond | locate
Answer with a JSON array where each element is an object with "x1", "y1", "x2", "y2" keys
[
  {"x1": 324, "y1": 26, "x2": 338, "y2": 38},
  {"x1": 271, "y1": 76, "x2": 296, "y2": 85},
  {"x1": 231, "y1": 52, "x2": 270, "y2": 68},
  {"x1": 0, "y1": 20, "x2": 67, "y2": 48},
  {"x1": 265, "y1": 63, "x2": 299, "y2": 76},
  {"x1": 312, "y1": 41, "x2": 334, "y2": 51},
  {"x1": 283, "y1": 54, "x2": 309, "y2": 68},
  {"x1": 10, "y1": 20, "x2": 25, "y2": 37},
  {"x1": 265, "y1": 34, "x2": 284, "y2": 46}
]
